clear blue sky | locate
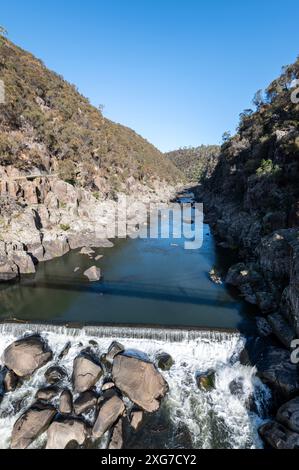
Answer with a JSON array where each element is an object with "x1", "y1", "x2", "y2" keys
[{"x1": 1, "y1": 0, "x2": 299, "y2": 151}]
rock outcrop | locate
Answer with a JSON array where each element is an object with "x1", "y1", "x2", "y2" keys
[{"x1": 3, "y1": 335, "x2": 52, "y2": 377}]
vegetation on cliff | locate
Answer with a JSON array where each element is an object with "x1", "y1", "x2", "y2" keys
[
  {"x1": 205, "y1": 59, "x2": 299, "y2": 221},
  {"x1": 165, "y1": 145, "x2": 220, "y2": 182}
]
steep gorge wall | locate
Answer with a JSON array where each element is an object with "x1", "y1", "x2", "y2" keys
[{"x1": 202, "y1": 59, "x2": 299, "y2": 347}]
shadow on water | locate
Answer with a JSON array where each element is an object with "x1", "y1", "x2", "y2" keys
[{"x1": 18, "y1": 277, "x2": 238, "y2": 308}]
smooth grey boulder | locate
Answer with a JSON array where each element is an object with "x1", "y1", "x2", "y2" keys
[
  {"x1": 3, "y1": 335, "x2": 52, "y2": 378},
  {"x1": 155, "y1": 351, "x2": 174, "y2": 371},
  {"x1": 112, "y1": 354, "x2": 168, "y2": 413},
  {"x1": 35, "y1": 386, "x2": 59, "y2": 402},
  {"x1": 106, "y1": 341, "x2": 125, "y2": 364},
  {"x1": 72, "y1": 354, "x2": 103, "y2": 393},
  {"x1": 83, "y1": 266, "x2": 101, "y2": 282},
  {"x1": 46, "y1": 419, "x2": 88, "y2": 449},
  {"x1": 74, "y1": 391, "x2": 97, "y2": 415},
  {"x1": 45, "y1": 366, "x2": 67, "y2": 385},
  {"x1": 259, "y1": 420, "x2": 299, "y2": 449},
  {"x1": 277, "y1": 397, "x2": 299, "y2": 433},
  {"x1": 11, "y1": 404, "x2": 56, "y2": 449},
  {"x1": 59, "y1": 390, "x2": 73, "y2": 415},
  {"x1": 93, "y1": 394, "x2": 125, "y2": 439}
]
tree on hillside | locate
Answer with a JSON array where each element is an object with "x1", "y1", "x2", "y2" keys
[{"x1": 0, "y1": 26, "x2": 7, "y2": 36}]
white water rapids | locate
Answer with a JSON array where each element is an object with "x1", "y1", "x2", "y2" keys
[{"x1": 0, "y1": 323, "x2": 271, "y2": 449}]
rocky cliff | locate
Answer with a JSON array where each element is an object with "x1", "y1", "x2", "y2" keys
[{"x1": 202, "y1": 59, "x2": 299, "y2": 344}]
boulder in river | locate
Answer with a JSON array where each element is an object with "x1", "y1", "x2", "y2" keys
[
  {"x1": 74, "y1": 391, "x2": 98, "y2": 415},
  {"x1": 106, "y1": 341, "x2": 125, "y2": 364},
  {"x1": 35, "y1": 386, "x2": 59, "y2": 402},
  {"x1": 46, "y1": 419, "x2": 88, "y2": 449},
  {"x1": 130, "y1": 409, "x2": 144, "y2": 432},
  {"x1": 45, "y1": 366, "x2": 67, "y2": 385},
  {"x1": 72, "y1": 353, "x2": 103, "y2": 393},
  {"x1": 59, "y1": 390, "x2": 73, "y2": 415},
  {"x1": 155, "y1": 351, "x2": 174, "y2": 371},
  {"x1": 256, "y1": 346, "x2": 299, "y2": 400},
  {"x1": 196, "y1": 369, "x2": 215, "y2": 391},
  {"x1": 276, "y1": 397, "x2": 299, "y2": 433},
  {"x1": 102, "y1": 381, "x2": 115, "y2": 392},
  {"x1": 58, "y1": 341, "x2": 71, "y2": 360},
  {"x1": 112, "y1": 354, "x2": 168, "y2": 413},
  {"x1": 93, "y1": 394, "x2": 125, "y2": 439},
  {"x1": 3, "y1": 335, "x2": 52, "y2": 378},
  {"x1": 259, "y1": 420, "x2": 299, "y2": 449},
  {"x1": 83, "y1": 266, "x2": 101, "y2": 282},
  {"x1": 11, "y1": 403, "x2": 56, "y2": 449},
  {"x1": 80, "y1": 247, "x2": 95, "y2": 256}
]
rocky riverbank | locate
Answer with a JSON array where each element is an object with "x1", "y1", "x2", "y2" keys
[{"x1": 0, "y1": 165, "x2": 177, "y2": 282}]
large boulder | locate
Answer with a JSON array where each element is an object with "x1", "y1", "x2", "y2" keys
[
  {"x1": 259, "y1": 421, "x2": 299, "y2": 449},
  {"x1": 3, "y1": 335, "x2": 52, "y2": 378},
  {"x1": 112, "y1": 354, "x2": 168, "y2": 412},
  {"x1": 72, "y1": 353, "x2": 103, "y2": 393},
  {"x1": 46, "y1": 419, "x2": 88, "y2": 449},
  {"x1": 93, "y1": 394, "x2": 125, "y2": 439},
  {"x1": 11, "y1": 404, "x2": 56, "y2": 449},
  {"x1": 83, "y1": 266, "x2": 102, "y2": 282},
  {"x1": 276, "y1": 397, "x2": 299, "y2": 433}
]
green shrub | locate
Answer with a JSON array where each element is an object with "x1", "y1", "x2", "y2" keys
[{"x1": 256, "y1": 159, "x2": 280, "y2": 177}]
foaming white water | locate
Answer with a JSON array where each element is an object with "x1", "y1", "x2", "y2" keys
[{"x1": 0, "y1": 323, "x2": 271, "y2": 449}]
